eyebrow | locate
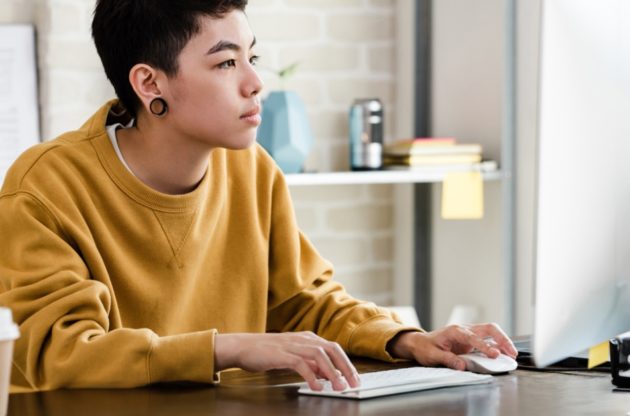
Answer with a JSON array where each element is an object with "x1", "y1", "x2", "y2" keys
[{"x1": 206, "y1": 37, "x2": 257, "y2": 55}]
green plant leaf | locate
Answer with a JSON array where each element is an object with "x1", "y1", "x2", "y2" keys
[{"x1": 278, "y1": 62, "x2": 300, "y2": 81}]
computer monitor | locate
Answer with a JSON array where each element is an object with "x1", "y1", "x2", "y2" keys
[{"x1": 532, "y1": 0, "x2": 630, "y2": 367}]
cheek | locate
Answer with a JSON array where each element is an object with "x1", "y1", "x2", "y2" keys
[{"x1": 172, "y1": 80, "x2": 233, "y2": 122}]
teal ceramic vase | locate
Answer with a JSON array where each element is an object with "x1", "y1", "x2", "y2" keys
[{"x1": 258, "y1": 91, "x2": 314, "y2": 174}]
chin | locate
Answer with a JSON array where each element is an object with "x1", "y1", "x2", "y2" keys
[{"x1": 225, "y1": 134, "x2": 257, "y2": 150}]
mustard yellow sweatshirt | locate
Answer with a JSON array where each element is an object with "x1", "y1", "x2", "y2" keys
[{"x1": 0, "y1": 101, "x2": 419, "y2": 391}]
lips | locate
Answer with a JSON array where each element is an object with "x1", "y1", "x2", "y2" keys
[
  {"x1": 240, "y1": 105, "x2": 262, "y2": 127},
  {"x1": 240, "y1": 106, "x2": 261, "y2": 119}
]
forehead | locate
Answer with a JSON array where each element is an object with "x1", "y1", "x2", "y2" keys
[{"x1": 190, "y1": 10, "x2": 254, "y2": 49}]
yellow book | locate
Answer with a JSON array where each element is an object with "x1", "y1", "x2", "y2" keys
[
  {"x1": 383, "y1": 154, "x2": 482, "y2": 166},
  {"x1": 384, "y1": 138, "x2": 482, "y2": 157},
  {"x1": 384, "y1": 138, "x2": 454, "y2": 154}
]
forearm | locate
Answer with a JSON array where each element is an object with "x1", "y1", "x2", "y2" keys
[
  {"x1": 16, "y1": 305, "x2": 218, "y2": 390},
  {"x1": 4, "y1": 271, "x2": 217, "y2": 389},
  {"x1": 268, "y1": 276, "x2": 422, "y2": 362}
]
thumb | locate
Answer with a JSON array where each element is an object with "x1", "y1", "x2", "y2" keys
[{"x1": 433, "y1": 350, "x2": 467, "y2": 371}]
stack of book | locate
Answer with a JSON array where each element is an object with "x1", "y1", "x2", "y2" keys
[{"x1": 382, "y1": 137, "x2": 484, "y2": 170}]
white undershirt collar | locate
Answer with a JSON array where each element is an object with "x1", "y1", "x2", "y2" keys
[{"x1": 106, "y1": 119, "x2": 135, "y2": 174}]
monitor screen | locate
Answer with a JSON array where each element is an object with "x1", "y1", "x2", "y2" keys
[{"x1": 532, "y1": 0, "x2": 630, "y2": 367}]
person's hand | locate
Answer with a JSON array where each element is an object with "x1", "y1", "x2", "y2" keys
[
  {"x1": 214, "y1": 332, "x2": 360, "y2": 391},
  {"x1": 387, "y1": 323, "x2": 518, "y2": 371}
]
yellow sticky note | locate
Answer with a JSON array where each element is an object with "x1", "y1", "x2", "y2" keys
[
  {"x1": 441, "y1": 171, "x2": 484, "y2": 220},
  {"x1": 587, "y1": 340, "x2": 610, "y2": 369}
]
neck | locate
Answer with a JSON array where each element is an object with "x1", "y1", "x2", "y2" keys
[{"x1": 116, "y1": 115, "x2": 211, "y2": 195}]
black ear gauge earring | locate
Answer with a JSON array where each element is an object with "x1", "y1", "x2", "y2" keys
[{"x1": 149, "y1": 97, "x2": 168, "y2": 117}]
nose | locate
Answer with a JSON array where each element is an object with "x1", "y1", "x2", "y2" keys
[{"x1": 242, "y1": 62, "x2": 264, "y2": 98}]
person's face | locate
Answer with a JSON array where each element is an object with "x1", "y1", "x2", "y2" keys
[{"x1": 164, "y1": 10, "x2": 263, "y2": 150}]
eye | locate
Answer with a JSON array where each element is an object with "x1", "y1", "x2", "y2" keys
[
  {"x1": 218, "y1": 59, "x2": 236, "y2": 69},
  {"x1": 250, "y1": 55, "x2": 260, "y2": 66}
]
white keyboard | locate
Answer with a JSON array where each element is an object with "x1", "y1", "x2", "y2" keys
[{"x1": 298, "y1": 366, "x2": 493, "y2": 399}]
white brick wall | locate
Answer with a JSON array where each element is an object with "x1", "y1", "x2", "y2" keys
[
  {"x1": 3, "y1": 0, "x2": 399, "y2": 306},
  {"x1": 0, "y1": 0, "x2": 34, "y2": 23},
  {"x1": 36, "y1": 0, "x2": 114, "y2": 139},
  {"x1": 290, "y1": 184, "x2": 394, "y2": 304}
]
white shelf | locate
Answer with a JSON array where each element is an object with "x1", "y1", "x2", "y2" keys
[{"x1": 285, "y1": 163, "x2": 504, "y2": 186}]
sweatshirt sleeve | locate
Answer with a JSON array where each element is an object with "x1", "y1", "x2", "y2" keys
[
  {"x1": 0, "y1": 192, "x2": 217, "y2": 391},
  {"x1": 265, "y1": 171, "x2": 424, "y2": 362}
]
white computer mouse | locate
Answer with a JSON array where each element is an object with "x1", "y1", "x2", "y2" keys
[{"x1": 458, "y1": 352, "x2": 518, "y2": 374}]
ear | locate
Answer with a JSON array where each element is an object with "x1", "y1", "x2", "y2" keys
[{"x1": 128, "y1": 64, "x2": 165, "y2": 113}]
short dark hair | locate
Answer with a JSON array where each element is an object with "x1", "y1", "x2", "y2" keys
[{"x1": 92, "y1": 0, "x2": 248, "y2": 117}]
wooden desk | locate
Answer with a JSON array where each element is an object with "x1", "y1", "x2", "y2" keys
[{"x1": 7, "y1": 360, "x2": 629, "y2": 416}]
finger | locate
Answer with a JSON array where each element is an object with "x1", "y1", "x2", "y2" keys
[
  {"x1": 321, "y1": 341, "x2": 361, "y2": 388},
  {"x1": 427, "y1": 348, "x2": 466, "y2": 371},
  {"x1": 449, "y1": 326, "x2": 500, "y2": 358},
  {"x1": 306, "y1": 359, "x2": 321, "y2": 375},
  {"x1": 306, "y1": 359, "x2": 336, "y2": 381},
  {"x1": 492, "y1": 328, "x2": 518, "y2": 358},
  {"x1": 306, "y1": 359, "x2": 326, "y2": 379},
  {"x1": 291, "y1": 345, "x2": 348, "y2": 391},
  {"x1": 470, "y1": 323, "x2": 518, "y2": 358},
  {"x1": 409, "y1": 334, "x2": 465, "y2": 370},
  {"x1": 295, "y1": 333, "x2": 360, "y2": 388},
  {"x1": 286, "y1": 354, "x2": 323, "y2": 391},
  {"x1": 483, "y1": 335, "x2": 518, "y2": 358}
]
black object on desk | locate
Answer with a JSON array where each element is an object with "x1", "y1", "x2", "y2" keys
[
  {"x1": 610, "y1": 332, "x2": 630, "y2": 388},
  {"x1": 513, "y1": 336, "x2": 610, "y2": 373}
]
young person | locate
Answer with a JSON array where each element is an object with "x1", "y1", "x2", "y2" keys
[{"x1": 0, "y1": 0, "x2": 517, "y2": 392}]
